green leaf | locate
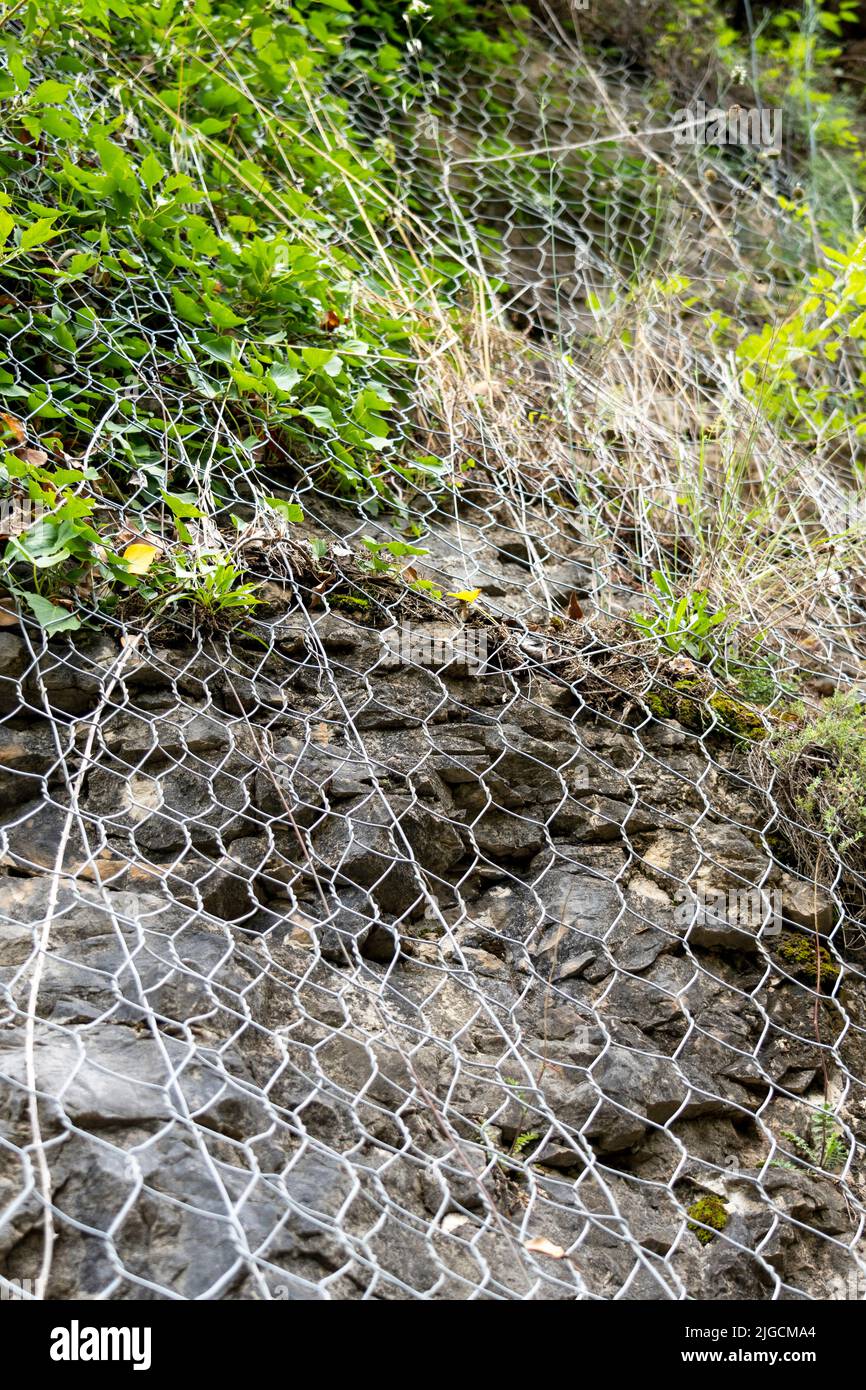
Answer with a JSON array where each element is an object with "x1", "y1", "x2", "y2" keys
[
  {"x1": 301, "y1": 347, "x2": 336, "y2": 371},
  {"x1": 32, "y1": 79, "x2": 70, "y2": 103},
  {"x1": 172, "y1": 287, "x2": 206, "y2": 325},
  {"x1": 8, "y1": 51, "x2": 30, "y2": 93},
  {"x1": 22, "y1": 592, "x2": 81, "y2": 634},
  {"x1": 205, "y1": 296, "x2": 245, "y2": 329},
  {"x1": 161, "y1": 490, "x2": 203, "y2": 520},
  {"x1": 266, "y1": 497, "x2": 304, "y2": 524},
  {"x1": 268, "y1": 362, "x2": 301, "y2": 394},
  {"x1": 140, "y1": 151, "x2": 166, "y2": 191},
  {"x1": 299, "y1": 405, "x2": 334, "y2": 430},
  {"x1": 161, "y1": 489, "x2": 203, "y2": 542},
  {"x1": 20, "y1": 217, "x2": 60, "y2": 252}
]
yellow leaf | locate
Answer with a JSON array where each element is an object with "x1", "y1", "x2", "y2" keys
[
  {"x1": 122, "y1": 542, "x2": 159, "y2": 575},
  {"x1": 447, "y1": 588, "x2": 481, "y2": 604},
  {"x1": 0, "y1": 413, "x2": 25, "y2": 444}
]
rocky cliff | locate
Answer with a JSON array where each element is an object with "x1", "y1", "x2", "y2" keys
[{"x1": 1, "y1": 578, "x2": 864, "y2": 1301}]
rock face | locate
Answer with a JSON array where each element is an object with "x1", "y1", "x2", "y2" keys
[{"x1": 0, "y1": 616, "x2": 864, "y2": 1302}]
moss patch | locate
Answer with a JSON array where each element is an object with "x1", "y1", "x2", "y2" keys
[
  {"x1": 644, "y1": 678, "x2": 768, "y2": 742},
  {"x1": 707, "y1": 692, "x2": 768, "y2": 741},
  {"x1": 687, "y1": 1194, "x2": 728, "y2": 1245},
  {"x1": 773, "y1": 931, "x2": 839, "y2": 985}
]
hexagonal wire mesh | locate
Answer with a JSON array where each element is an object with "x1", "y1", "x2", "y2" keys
[{"x1": 1, "y1": 4, "x2": 866, "y2": 1300}]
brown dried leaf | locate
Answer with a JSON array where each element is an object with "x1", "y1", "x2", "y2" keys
[{"x1": 1, "y1": 413, "x2": 26, "y2": 443}]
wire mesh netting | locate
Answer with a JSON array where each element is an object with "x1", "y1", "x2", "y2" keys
[{"x1": 2, "y1": 3, "x2": 866, "y2": 1300}]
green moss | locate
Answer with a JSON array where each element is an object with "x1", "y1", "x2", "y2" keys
[
  {"x1": 646, "y1": 690, "x2": 677, "y2": 719},
  {"x1": 644, "y1": 680, "x2": 767, "y2": 741},
  {"x1": 774, "y1": 931, "x2": 839, "y2": 984},
  {"x1": 687, "y1": 1194, "x2": 728, "y2": 1246},
  {"x1": 330, "y1": 592, "x2": 370, "y2": 610},
  {"x1": 707, "y1": 692, "x2": 768, "y2": 742}
]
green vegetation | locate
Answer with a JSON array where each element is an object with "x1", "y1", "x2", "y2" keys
[
  {"x1": 772, "y1": 1104, "x2": 850, "y2": 1174},
  {"x1": 633, "y1": 571, "x2": 729, "y2": 663},
  {"x1": 767, "y1": 694, "x2": 866, "y2": 862},
  {"x1": 687, "y1": 1194, "x2": 728, "y2": 1246},
  {"x1": 2, "y1": 0, "x2": 866, "y2": 677},
  {"x1": 774, "y1": 931, "x2": 839, "y2": 985},
  {"x1": 0, "y1": 0, "x2": 531, "y2": 630},
  {"x1": 644, "y1": 678, "x2": 768, "y2": 743},
  {"x1": 738, "y1": 234, "x2": 866, "y2": 448}
]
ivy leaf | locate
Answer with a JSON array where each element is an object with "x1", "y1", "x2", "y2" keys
[
  {"x1": 32, "y1": 79, "x2": 70, "y2": 103},
  {"x1": 140, "y1": 151, "x2": 166, "y2": 191},
  {"x1": 268, "y1": 362, "x2": 301, "y2": 394},
  {"x1": 266, "y1": 497, "x2": 304, "y2": 524},
  {"x1": 205, "y1": 296, "x2": 245, "y2": 329},
  {"x1": 172, "y1": 287, "x2": 206, "y2": 325},
  {"x1": 22, "y1": 592, "x2": 81, "y2": 634},
  {"x1": 161, "y1": 489, "x2": 203, "y2": 543},
  {"x1": 20, "y1": 218, "x2": 60, "y2": 252}
]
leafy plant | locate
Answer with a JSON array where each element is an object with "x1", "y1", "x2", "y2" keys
[
  {"x1": 360, "y1": 535, "x2": 429, "y2": 574},
  {"x1": 143, "y1": 553, "x2": 260, "y2": 620},
  {"x1": 766, "y1": 692, "x2": 866, "y2": 860},
  {"x1": 633, "y1": 570, "x2": 729, "y2": 662},
  {"x1": 511, "y1": 1129, "x2": 540, "y2": 1157},
  {"x1": 772, "y1": 1104, "x2": 850, "y2": 1173},
  {"x1": 738, "y1": 234, "x2": 866, "y2": 446},
  {"x1": 0, "y1": 0, "x2": 510, "y2": 628}
]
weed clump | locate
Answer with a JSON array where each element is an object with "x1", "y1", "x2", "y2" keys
[{"x1": 764, "y1": 693, "x2": 866, "y2": 866}]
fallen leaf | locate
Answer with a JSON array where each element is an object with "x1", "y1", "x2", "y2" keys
[
  {"x1": 122, "y1": 542, "x2": 159, "y2": 575},
  {"x1": 402, "y1": 566, "x2": 418, "y2": 582},
  {"x1": 20, "y1": 448, "x2": 48, "y2": 467},
  {"x1": 524, "y1": 1236, "x2": 566, "y2": 1259},
  {"x1": 0, "y1": 594, "x2": 19, "y2": 626},
  {"x1": 566, "y1": 592, "x2": 584, "y2": 621},
  {"x1": 322, "y1": 309, "x2": 341, "y2": 331},
  {"x1": 447, "y1": 588, "x2": 481, "y2": 604},
  {"x1": 668, "y1": 655, "x2": 697, "y2": 677},
  {"x1": 1, "y1": 413, "x2": 25, "y2": 443}
]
